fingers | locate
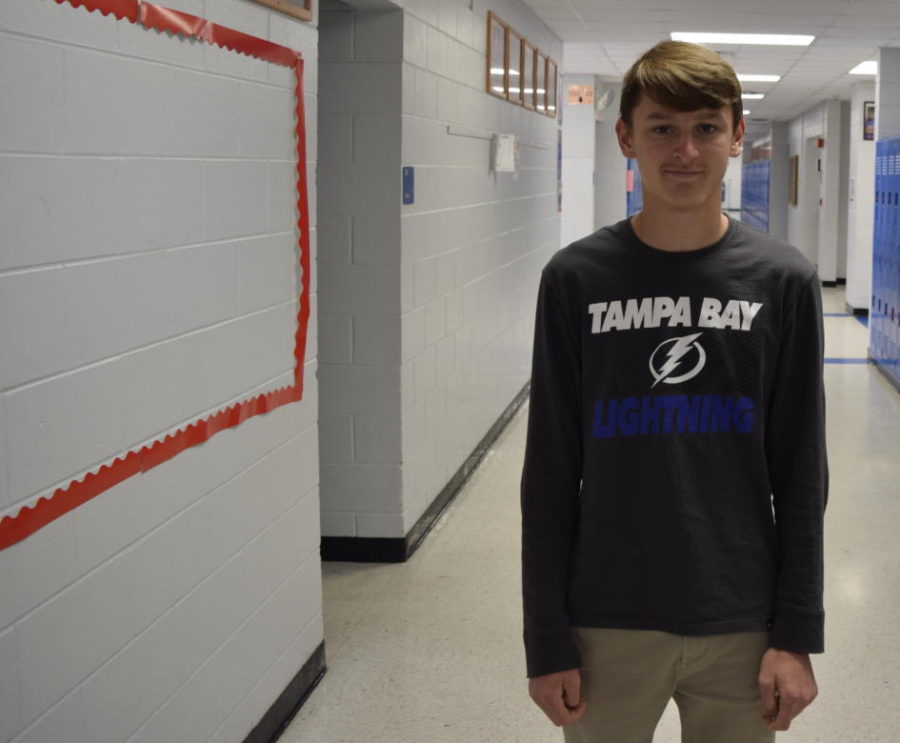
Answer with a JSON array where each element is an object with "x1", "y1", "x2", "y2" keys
[
  {"x1": 562, "y1": 670, "x2": 582, "y2": 709},
  {"x1": 758, "y1": 675, "x2": 779, "y2": 727},
  {"x1": 529, "y1": 670, "x2": 587, "y2": 727},
  {"x1": 766, "y1": 687, "x2": 816, "y2": 731},
  {"x1": 759, "y1": 670, "x2": 818, "y2": 730}
]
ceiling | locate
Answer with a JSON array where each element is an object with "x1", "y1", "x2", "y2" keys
[{"x1": 522, "y1": 0, "x2": 900, "y2": 123}]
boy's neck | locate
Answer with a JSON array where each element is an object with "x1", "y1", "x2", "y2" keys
[{"x1": 630, "y1": 204, "x2": 729, "y2": 253}]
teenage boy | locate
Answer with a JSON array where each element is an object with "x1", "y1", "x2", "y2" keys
[{"x1": 521, "y1": 41, "x2": 826, "y2": 742}]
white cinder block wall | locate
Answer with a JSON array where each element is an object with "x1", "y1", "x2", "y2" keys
[
  {"x1": 846, "y1": 80, "x2": 876, "y2": 311},
  {"x1": 317, "y1": 3, "x2": 405, "y2": 540},
  {"x1": 396, "y1": 0, "x2": 562, "y2": 534},
  {"x1": 317, "y1": 0, "x2": 562, "y2": 540},
  {"x1": 0, "y1": 1, "x2": 322, "y2": 741}
]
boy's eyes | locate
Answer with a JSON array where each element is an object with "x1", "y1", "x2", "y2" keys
[{"x1": 650, "y1": 123, "x2": 719, "y2": 135}]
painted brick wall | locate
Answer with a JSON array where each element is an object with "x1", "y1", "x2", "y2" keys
[
  {"x1": 396, "y1": 0, "x2": 562, "y2": 533},
  {"x1": 316, "y1": 0, "x2": 561, "y2": 540},
  {"x1": 0, "y1": 1, "x2": 322, "y2": 741},
  {"x1": 316, "y1": 4, "x2": 405, "y2": 539}
]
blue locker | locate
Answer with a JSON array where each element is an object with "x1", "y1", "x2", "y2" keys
[
  {"x1": 872, "y1": 138, "x2": 900, "y2": 388},
  {"x1": 741, "y1": 160, "x2": 770, "y2": 233}
]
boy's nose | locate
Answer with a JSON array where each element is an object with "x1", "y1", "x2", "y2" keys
[{"x1": 672, "y1": 134, "x2": 700, "y2": 161}]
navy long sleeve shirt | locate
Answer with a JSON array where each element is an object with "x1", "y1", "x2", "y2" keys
[{"x1": 521, "y1": 218, "x2": 827, "y2": 678}]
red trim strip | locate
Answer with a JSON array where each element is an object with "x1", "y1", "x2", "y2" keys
[
  {"x1": 293, "y1": 56, "x2": 312, "y2": 397},
  {"x1": 139, "y1": 4, "x2": 300, "y2": 67},
  {"x1": 0, "y1": 1, "x2": 310, "y2": 550},
  {"x1": 54, "y1": 0, "x2": 139, "y2": 22}
]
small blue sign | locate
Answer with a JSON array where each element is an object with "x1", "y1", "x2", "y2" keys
[{"x1": 402, "y1": 166, "x2": 414, "y2": 205}]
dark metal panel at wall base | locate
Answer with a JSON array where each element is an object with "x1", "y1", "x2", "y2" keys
[
  {"x1": 321, "y1": 383, "x2": 531, "y2": 563},
  {"x1": 845, "y1": 303, "x2": 869, "y2": 317},
  {"x1": 245, "y1": 642, "x2": 326, "y2": 743},
  {"x1": 320, "y1": 536, "x2": 407, "y2": 562}
]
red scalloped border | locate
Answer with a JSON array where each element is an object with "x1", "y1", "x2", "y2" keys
[
  {"x1": 54, "y1": 0, "x2": 138, "y2": 22},
  {"x1": 0, "y1": 0, "x2": 310, "y2": 550}
]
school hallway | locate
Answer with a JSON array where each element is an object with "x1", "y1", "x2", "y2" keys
[
  {"x1": 282, "y1": 285, "x2": 900, "y2": 743},
  {"x1": 6, "y1": 3, "x2": 900, "y2": 740}
]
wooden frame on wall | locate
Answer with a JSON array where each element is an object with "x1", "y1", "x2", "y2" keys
[
  {"x1": 523, "y1": 42, "x2": 537, "y2": 110},
  {"x1": 247, "y1": 0, "x2": 312, "y2": 22},
  {"x1": 485, "y1": 13, "x2": 558, "y2": 119},
  {"x1": 788, "y1": 155, "x2": 799, "y2": 206},
  {"x1": 864, "y1": 100, "x2": 875, "y2": 141},
  {"x1": 487, "y1": 11, "x2": 509, "y2": 100},
  {"x1": 508, "y1": 30, "x2": 524, "y2": 105},
  {"x1": 546, "y1": 58, "x2": 558, "y2": 117},
  {"x1": 536, "y1": 53, "x2": 548, "y2": 113}
]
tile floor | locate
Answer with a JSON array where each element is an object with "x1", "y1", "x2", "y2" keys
[{"x1": 281, "y1": 288, "x2": 900, "y2": 743}]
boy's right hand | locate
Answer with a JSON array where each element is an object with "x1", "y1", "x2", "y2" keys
[{"x1": 528, "y1": 668, "x2": 587, "y2": 727}]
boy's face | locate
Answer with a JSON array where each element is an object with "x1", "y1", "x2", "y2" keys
[{"x1": 615, "y1": 95, "x2": 745, "y2": 213}]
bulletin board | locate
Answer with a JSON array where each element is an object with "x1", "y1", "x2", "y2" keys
[{"x1": 0, "y1": 0, "x2": 311, "y2": 550}]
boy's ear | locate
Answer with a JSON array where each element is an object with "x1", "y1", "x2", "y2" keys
[
  {"x1": 616, "y1": 118, "x2": 635, "y2": 158},
  {"x1": 730, "y1": 117, "x2": 746, "y2": 158}
]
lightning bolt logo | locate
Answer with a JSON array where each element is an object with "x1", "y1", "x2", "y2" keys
[{"x1": 649, "y1": 333, "x2": 706, "y2": 388}]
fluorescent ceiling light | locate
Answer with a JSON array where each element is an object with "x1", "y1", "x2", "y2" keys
[
  {"x1": 743, "y1": 109, "x2": 751, "y2": 115},
  {"x1": 742, "y1": 93, "x2": 765, "y2": 100},
  {"x1": 738, "y1": 74, "x2": 781, "y2": 82},
  {"x1": 850, "y1": 60, "x2": 877, "y2": 75},
  {"x1": 672, "y1": 32, "x2": 814, "y2": 46}
]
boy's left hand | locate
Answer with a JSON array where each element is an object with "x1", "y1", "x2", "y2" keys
[{"x1": 758, "y1": 648, "x2": 818, "y2": 731}]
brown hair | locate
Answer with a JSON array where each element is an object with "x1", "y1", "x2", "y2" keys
[{"x1": 619, "y1": 41, "x2": 743, "y2": 130}]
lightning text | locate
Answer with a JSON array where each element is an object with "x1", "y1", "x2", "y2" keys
[{"x1": 592, "y1": 394, "x2": 755, "y2": 438}]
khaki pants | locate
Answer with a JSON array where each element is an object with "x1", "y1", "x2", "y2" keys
[{"x1": 563, "y1": 628, "x2": 775, "y2": 743}]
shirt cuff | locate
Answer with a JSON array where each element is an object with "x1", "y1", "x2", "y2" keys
[
  {"x1": 524, "y1": 627, "x2": 582, "y2": 678},
  {"x1": 769, "y1": 609, "x2": 825, "y2": 654}
]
